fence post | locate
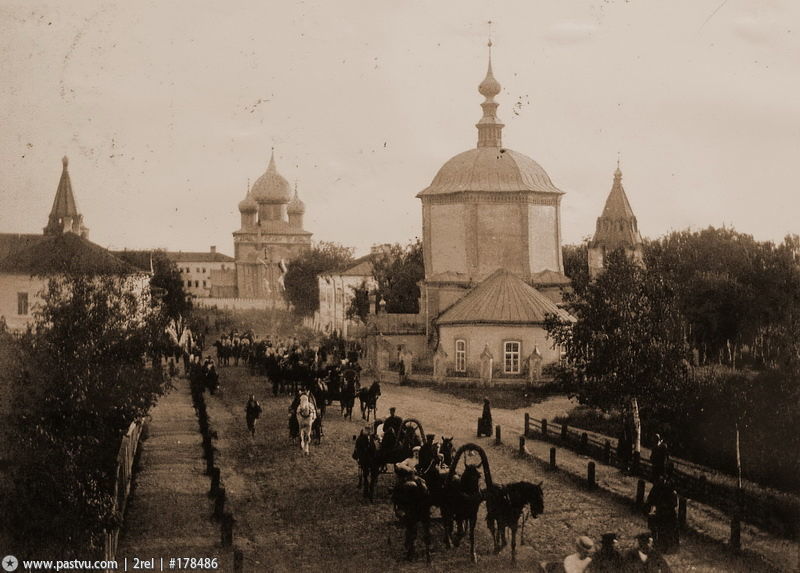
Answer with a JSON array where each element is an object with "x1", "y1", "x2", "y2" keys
[
  {"x1": 524, "y1": 413, "x2": 530, "y2": 437},
  {"x1": 632, "y1": 451, "x2": 641, "y2": 475},
  {"x1": 588, "y1": 462, "x2": 596, "y2": 489},
  {"x1": 549, "y1": 447, "x2": 557, "y2": 470},
  {"x1": 636, "y1": 479, "x2": 646, "y2": 507},
  {"x1": 561, "y1": 423, "x2": 568, "y2": 440},
  {"x1": 233, "y1": 549, "x2": 244, "y2": 573},
  {"x1": 603, "y1": 440, "x2": 611, "y2": 464},
  {"x1": 541, "y1": 418, "x2": 548, "y2": 437},
  {"x1": 730, "y1": 490, "x2": 743, "y2": 552},
  {"x1": 495, "y1": 425, "x2": 502, "y2": 445},
  {"x1": 221, "y1": 513, "x2": 234, "y2": 547},
  {"x1": 580, "y1": 432, "x2": 588, "y2": 454},
  {"x1": 518, "y1": 436, "x2": 527, "y2": 456},
  {"x1": 209, "y1": 467, "x2": 221, "y2": 497},
  {"x1": 678, "y1": 497, "x2": 687, "y2": 529},
  {"x1": 214, "y1": 487, "x2": 226, "y2": 520}
]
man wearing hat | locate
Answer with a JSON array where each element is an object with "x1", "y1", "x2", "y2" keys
[
  {"x1": 624, "y1": 533, "x2": 672, "y2": 572},
  {"x1": 563, "y1": 536, "x2": 594, "y2": 573},
  {"x1": 586, "y1": 533, "x2": 622, "y2": 572},
  {"x1": 382, "y1": 407, "x2": 403, "y2": 450},
  {"x1": 396, "y1": 445, "x2": 421, "y2": 479}
]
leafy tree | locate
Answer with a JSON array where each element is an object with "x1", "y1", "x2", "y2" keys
[
  {"x1": 562, "y1": 241, "x2": 589, "y2": 288},
  {"x1": 371, "y1": 239, "x2": 424, "y2": 313},
  {"x1": 1, "y1": 273, "x2": 170, "y2": 555},
  {"x1": 114, "y1": 250, "x2": 191, "y2": 319},
  {"x1": 346, "y1": 280, "x2": 371, "y2": 323},
  {"x1": 283, "y1": 242, "x2": 355, "y2": 316},
  {"x1": 545, "y1": 249, "x2": 688, "y2": 448}
]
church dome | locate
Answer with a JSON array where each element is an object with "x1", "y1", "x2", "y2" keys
[
  {"x1": 287, "y1": 187, "x2": 306, "y2": 214},
  {"x1": 251, "y1": 151, "x2": 292, "y2": 204},
  {"x1": 418, "y1": 147, "x2": 562, "y2": 196},
  {"x1": 238, "y1": 195, "x2": 258, "y2": 213}
]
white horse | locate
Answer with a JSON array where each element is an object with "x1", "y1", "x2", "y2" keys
[{"x1": 296, "y1": 393, "x2": 317, "y2": 455}]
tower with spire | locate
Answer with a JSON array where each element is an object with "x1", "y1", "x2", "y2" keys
[
  {"x1": 587, "y1": 164, "x2": 644, "y2": 278},
  {"x1": 44, "y1": 156, "x2": 89, "y2": 238},
  {"x1": 416, "y1": 41, "x2": 568, "y2": 332},
  {"x1": 233, "y1": 149, "x2": 312, "y2": 299}
]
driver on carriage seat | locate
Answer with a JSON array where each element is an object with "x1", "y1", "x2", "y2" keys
[
  {"x1": 382, "y1": 407, "x2": 402, "y2": 450},
  {"x1": 395, "y1": 445, "x2": 421, "y2": 483}
]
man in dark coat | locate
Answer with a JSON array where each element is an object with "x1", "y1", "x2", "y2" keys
[
  {"x1": 645, "y1": 477, "x2": 680, "y2": 553},
  {"x1": 382, "y1": 407, "x2": 403, "y2": 450},
  {"x1": 623, "y1": 533, "x2": 671, "y2": 572},
  {"x1": 587, "y1": 533, "x2": 623, "y2": 572},
  {"x1": 651, "y1": 434, "x2": 670, "y2": 482},
  {"x1": 245, "y1": 394, "x2": 262, "y2": 437}
]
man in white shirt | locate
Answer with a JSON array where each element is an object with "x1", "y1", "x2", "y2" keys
[{"x1": 564, "y1": 536, "x2": 594, "y2": 573}]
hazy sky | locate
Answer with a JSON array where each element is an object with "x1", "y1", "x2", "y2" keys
[{"x1": 1, "y1": 1, "x2": 798, "y2": 257}]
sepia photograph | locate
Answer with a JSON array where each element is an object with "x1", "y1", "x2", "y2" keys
[{"x1": 1, "y1": 1, "x2": 798, "y2": 572}]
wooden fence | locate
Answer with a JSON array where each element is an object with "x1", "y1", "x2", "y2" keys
[
  {"x1": 103, "y1": 420, "x2": 144, "y2": 569},
  {"x1": 523, "y1": 414, "x2": 800, "y2": 541}
]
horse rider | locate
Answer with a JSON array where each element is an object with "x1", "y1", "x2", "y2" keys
[
  {"x1": 382, "y1": 407, "x2": 403, "y2": 450},
  {"x1": 245, "y1": 394, "x2": 262, "y2": 437},
  {"x1": 296, "y1": 393, "x2": 317, "y2": 455}
]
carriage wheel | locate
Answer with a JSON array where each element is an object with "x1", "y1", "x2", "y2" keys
[
  {"x1": 399, "y1": 418, "x2": 425, "y2": 449},
  {"x1": 447, "y1": 443, "x2": 494, "y2": 488}
]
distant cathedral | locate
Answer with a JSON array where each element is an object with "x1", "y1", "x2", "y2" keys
[{"x1": 225, "y1": 150, "x2": 312, "y2": 301}]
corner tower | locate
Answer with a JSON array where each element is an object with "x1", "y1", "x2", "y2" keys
[
  {"x1": 588, "y1": 165, "x2": 643, "y2": 278},
  {"x1": 44, "y1": 156, "x2": 89, "y2": 238}
]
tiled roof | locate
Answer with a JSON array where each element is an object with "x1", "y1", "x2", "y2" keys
[
  {"x1": 530, "y1": 269, "x2": 571, "y2": 286},
  {"x1": 0, "y1": 233, "x2": 141, "y2": 275},
  {"x1": 0, "y1": 233, "x2": 45, "y2": 262},
  {"x1": 339, "y1": 254, "x2": 373, "y2": 276},
  {"x1": 417, "y1": 147, "x2": 563, "y2": 197},
  {"x1": 164, "y1": 251, "x2": 235, "y2": 263},
  {"x1": 436, "y1": 268, "x2": 574, "y2": 326},
  {"x1": 590, "y1": 168, "x2": 642, "y2": 250}
]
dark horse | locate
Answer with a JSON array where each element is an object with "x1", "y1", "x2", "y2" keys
[
  {"x1": 357, "y1": 380, "x2": 381, "y2": 421},
  {"x1": 433, "y1": 443, "x2": 491, "y2": 563},
  {"x1": 392, "y1": 475, "x2": 432, "y2": 563},
  {"x1": 353, "y1": 418, "x2": 424, "y2": 500},
  {"x1": 485, "y1": 480, "x2": 544, "y2": 564},
  {"x1": 340, "y1": 368, "x2": 359, "y2": 421}
]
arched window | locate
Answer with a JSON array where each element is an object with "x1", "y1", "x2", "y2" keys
[{"x1": 455, "y1": 339, "x2": 467, "y2": 373}]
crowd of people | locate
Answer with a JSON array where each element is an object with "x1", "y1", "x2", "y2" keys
[{"x1": 551, "y1": 532, "x2": 672, "y2": 572}]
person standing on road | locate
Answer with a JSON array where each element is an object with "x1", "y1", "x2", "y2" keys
[
  {"x1": 245, "y1": 394, "x2": 262, "y2": 437},
  {"x1": 650, "y1": 434, "x2": 669, "y2": 482}
]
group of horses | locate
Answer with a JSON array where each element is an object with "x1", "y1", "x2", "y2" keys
[{"x1": 352, "y1": 416, "x2": 546, "y2": 564}]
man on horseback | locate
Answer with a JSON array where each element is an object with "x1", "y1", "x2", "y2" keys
[{"x1": 296, "y1": 393, "x2": 316, "y2": 456}]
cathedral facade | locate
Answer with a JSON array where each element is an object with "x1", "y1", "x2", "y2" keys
[
  {"x1": 416, "y1": 51, "x2": 573, "y2": 378},
  {"x1": 216, "y1": 151, "x2": 312, "y2": 302}
]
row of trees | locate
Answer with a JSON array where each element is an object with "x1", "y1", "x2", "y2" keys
[
  {"x1": 1, "y1": 260, "x2": 189, "y2": 555},
  {"x1": 550, "y1": 228, "x2": 800, "y2": 490}
]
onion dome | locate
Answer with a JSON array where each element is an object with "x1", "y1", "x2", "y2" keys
[
  {"x1": 287, "y1": 183, "x2": 306, "y2": 215},
  {"x1": 417, "y1": 45, "x2": 562, "y2": 197},
  {"x1": 251, "y1": 149, "x2": 292, "y2": 204},
  {"x1": 238, "y1": 181, "x2": 257, "y2": 213}
]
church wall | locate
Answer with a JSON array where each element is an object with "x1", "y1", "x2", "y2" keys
[
  {"x1": 428, "y1": 204, "x2": 467, "y2": 276},
  {"x1": 438, "y1": 323, "x2": 562, "y2": 377},
  {"x1": 528, "y1": 204, "x2": 562, "y2": 273},
  {"x1": 475, "y1": 203, "x2": 525, "y2": 280}
]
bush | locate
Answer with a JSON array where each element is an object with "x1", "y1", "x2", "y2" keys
[{"x1": 1, "y1": 274, "x2": 170, "y2": 556}]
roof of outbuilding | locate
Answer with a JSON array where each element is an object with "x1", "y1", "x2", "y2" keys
[
  {"x1": 0, "y1": 232, "x2": 141, "y2": 275},
  {"x1": 436, "y1": 268, "x2": 574, "y2": 326},
  {"x1": 0, "y1": 233, "x2": 45, "y2": 262},
  {"x1": 164, "y1": 251, "x2": 235, "y2": 263}
]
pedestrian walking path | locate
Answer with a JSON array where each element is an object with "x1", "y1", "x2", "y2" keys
[{"x1": 117, "y1": 379, "x2": 226, "y2": 566}]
